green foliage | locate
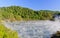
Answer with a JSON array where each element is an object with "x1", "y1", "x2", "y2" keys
[
  {"x1": 0, "y1": 24, "x2": 18, "y2": 38},
  {"x1": 0, "y1": 6, "x2": 59, "y2": 21}
]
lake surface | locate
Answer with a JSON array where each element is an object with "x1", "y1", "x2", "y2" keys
[{"x1": 3, "y1": 20, "x2": 60, "y2": 38}]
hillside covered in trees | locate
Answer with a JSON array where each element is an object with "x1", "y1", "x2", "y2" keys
[{"x1": 0, "y1": 6, "x2": 60, "y2": 21}]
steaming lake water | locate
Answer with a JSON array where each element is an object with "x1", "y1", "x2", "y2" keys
[{"x1": 3, "y1": 20, "x2": 60, "y2": 38}]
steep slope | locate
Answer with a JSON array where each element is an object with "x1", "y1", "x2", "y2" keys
[{"x1": 0, "y1": 6, "x2": 59, "y2": 21}]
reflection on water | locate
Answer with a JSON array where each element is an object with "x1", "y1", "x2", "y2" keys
[{"x1": 4, "y1": 20, "x2": 60, "y2": 38}]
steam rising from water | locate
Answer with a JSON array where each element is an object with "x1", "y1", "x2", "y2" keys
[{"x1": 3, "y1": 20, "x2": 60, "y2": 38}]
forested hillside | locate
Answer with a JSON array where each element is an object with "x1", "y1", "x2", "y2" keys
[{"x1": 0, "y1": 6, "x2": 60, "y2": 21}]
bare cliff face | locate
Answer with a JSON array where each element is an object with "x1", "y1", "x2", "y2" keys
[{"x1": 2, "y1": 20, "x2": 60, "y2": 38}]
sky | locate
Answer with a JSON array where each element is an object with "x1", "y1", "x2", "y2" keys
[{"x1": 0, "y1": 0, "x2": 60, "y2": 10}]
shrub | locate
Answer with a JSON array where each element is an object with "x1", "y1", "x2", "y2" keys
[{"x1": 0, "y1": 24, "x2": 18, "y2": 38}]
